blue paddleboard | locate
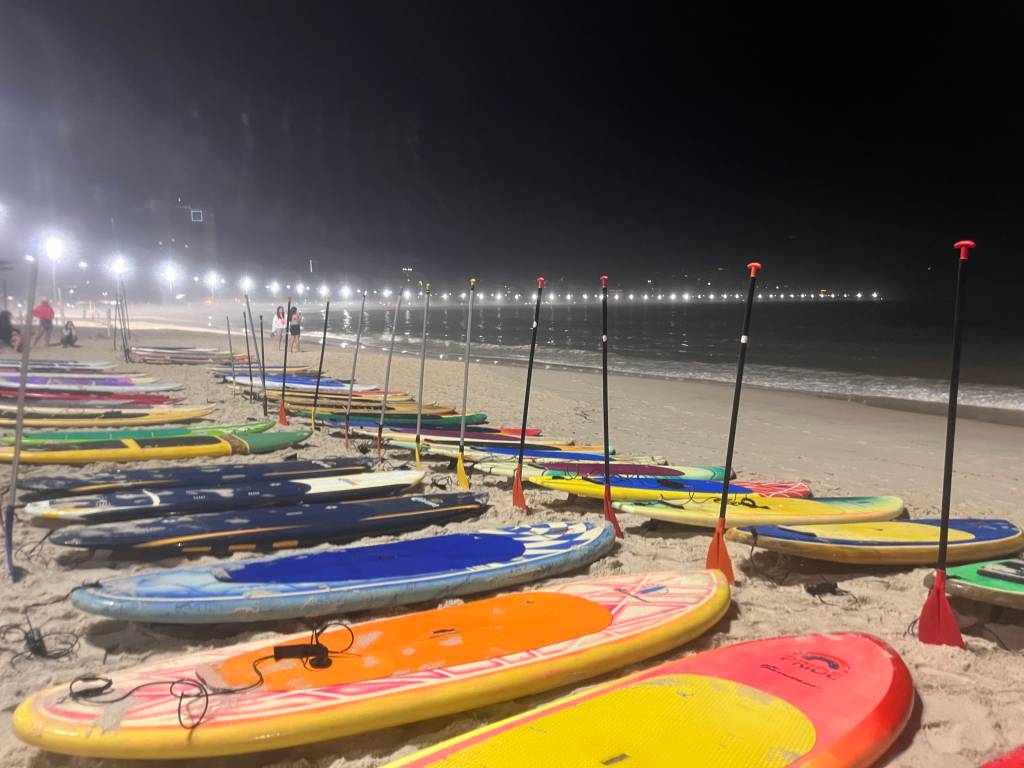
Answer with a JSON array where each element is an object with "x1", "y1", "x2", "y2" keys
[{"x1": 71, "y1": 521, "x2": 615, "y2": 623}]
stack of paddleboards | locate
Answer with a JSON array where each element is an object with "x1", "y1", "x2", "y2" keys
[
  {"x1": 25, "y1": 457, "x2": 489, "y2": 554},
  {"x1": 131, "y1": 346, "x2": 248, "y2": 364}
]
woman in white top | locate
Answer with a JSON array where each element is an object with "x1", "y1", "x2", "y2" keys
[{"x1": 271, "y1": 306, "x2": 287, "y2": 349}]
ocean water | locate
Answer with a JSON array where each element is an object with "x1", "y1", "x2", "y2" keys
[{"x1": 322, "y1": 299, "x2": 1024, "y2": 413}]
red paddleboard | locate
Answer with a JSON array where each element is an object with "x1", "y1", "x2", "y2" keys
[
  {"x1": 388, "y1": 632, "x2": 914, "y2": 768},
  {"x1": 0, "y1": 389, "x2": 181, "y2": 405},
  {"x1": 984, "y1": 747, "x2": 1024, "y2": 767},
  {"x1": 498, "y1": 427, "x2": 543, "y2": 437}
]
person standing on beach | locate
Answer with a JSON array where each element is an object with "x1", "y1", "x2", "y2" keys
[
  {"x1": 272, "y1": 305, "x2": 287, "y2": 350},
  {"x1": 31, "y1": 298, "x2": 55, "y2": 347},
  {"x1": 0, "y1": 310, "x2": 22, "y2": 351},
  {"x1": 288, "y1": 306, "x2": 302, "y2": 352}
]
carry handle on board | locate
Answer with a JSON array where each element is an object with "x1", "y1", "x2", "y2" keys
[
  {"x1": 705, "y1": 261, "x2": 762, "y2": 584},
  {"x1": 918, "y1": 239, "x2": 974, "y2": 649}
]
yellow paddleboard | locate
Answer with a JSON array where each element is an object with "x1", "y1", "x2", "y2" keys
[
  {"x1": 0, "y1": 406, "x2": 214, "y2": 428},
  {"x1": 727, "y1": 518, "x2": 1024, "y2": 565},
  {"x1": 615, "y1": 495, "x2": 904, "y2": 528}
]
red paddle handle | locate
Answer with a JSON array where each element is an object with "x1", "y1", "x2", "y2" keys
[
  {"x1": 601, "y1": 275, "x2": 608, "y2": 288},
  {"x1": 747, "y1": 262, "x2": 762, "y2": 278},
  {"x1": 537, "y1": 276, "x2": 545, "y2": 288},
  {"x1": 954, "y1": 240, "x2": 975, "y2": 261}
]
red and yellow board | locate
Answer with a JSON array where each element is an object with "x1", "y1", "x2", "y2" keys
[{"x1": 388, "y1": 632, "x2": 914, "y2": 767}]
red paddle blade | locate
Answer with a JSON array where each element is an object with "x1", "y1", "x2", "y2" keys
[
  {"x1": 705, "y1": 517, "x2": 735, "y2": 584},
  {"x1": 918, "y1": 570, "x2": 965, "y2": 648},
  {"x1": 603, "y1": 484, "x2": 624, "y2": 538},
  {"x1": 277, "y1": 399, "x2": 289, "y2": 426},
  {"x1": 511, "y1": 465, "x2": 527, "y2": 511}
]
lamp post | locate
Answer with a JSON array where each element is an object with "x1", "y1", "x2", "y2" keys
[{"x1": 205, "y1": 271, "x2": 220, "y2": 302}]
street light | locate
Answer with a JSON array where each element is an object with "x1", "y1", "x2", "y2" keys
[
  {"x1": 269, "y1": 280, "x2": 280, "y2": 296},
  {"x1": 204, "y1": 270, "x2": 220, "y2": 301},
  {"x1": 340, "y1": 284, "x2": 352, "y2": 299},
  {"x1": 318, "y1": 283, "x2": 329, "y2": 298},
  {"x1": 109, "y1": 255, "x2": 129, "y2": 278},
  {"x1": 44, "y1": 235, "x2": 65, "y2": 301},
  {"x1": 160, "y1": 262, "x2": 179, "y2": 301},
  {"x1": 239, "y1": 275, "x2": 254, "y2": 294}
]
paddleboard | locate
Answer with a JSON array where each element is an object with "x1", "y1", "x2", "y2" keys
[
  {"x1": 72, "y1": 521, "x2": 616, "y2": 623},
  {"x1": 14, "y1": 570, "x2": 730, "y2": 758},
  {"x1": 927, "y1": 557, "x2": 1024, "y2": 610},
  {"x1": 18, "y1": 457, "x2": 374, "y2": 497},
  {"x1": 320, "y1": 412, "x2": 490, "y2": 427},
  {"x1": 3, "y1": 420, "x2": 273, "y2": 445},
  {"x1": 27, "y1": 469, "x2": 426, "y2": 523},
  {"x1": 474, "y1": 460, "x2": 726, "y2": 481},
  {"x1": 386, "y1": 632, "x2": 913, "y2": 768},
  {"x1": 728, "y1": 519, "x2": 1024, "y2": 565},
  {"x1": 391, "y1": 441, "x2": 619, "y2": 461},
  {"x1": 0, "y1": 406, "x2": 215, "y2": 428},
  {"x1": 617, "y1": 495, "x2": 905, "y2": 529},
  {"x1": 983, "y1": 747, "x2": 1024, "y2": 768},
  {"x1": 0, "y1": 430, "x2": 310, "y2": 465},
  {"x1": 0, "y1": 358, "x2": 111, "y2": 372},
  {"x1": 0, "y1": 377, "x2": 180, "y2": 394},
  {"x1": 49, "y1": 491, "x2": 489, "y2": 553},
  {"x1": 529, "y1": 474, "x2": 812, "y2": 499}
]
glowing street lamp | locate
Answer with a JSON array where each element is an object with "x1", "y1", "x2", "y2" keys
[
  {"x1": 295, "y1": 283, "x2": 306, "y2": 296},
  {"x1": 160, "y1": 262, "x2": 179, "y2": 301},
  {"x1": 318, "y1": 283, "x2": 329, "y2": 298},
  {"x1": 340, "y1": 284, "x2": 352, "y2": 299},
  {"x1": 269, "y1": 280, "x2": 280, "y2": 296},
  {"x1": 44, "y1": 235, "x2": 65, "y2": 301},
  {"x1": 239, "y1": 275, "x2": 254, "y2": 294},
  {"x1": 204, "y1": 270, "x2": 220, "y2": 300},
  {"x1": 109, "y1": 255, "x2": 129, "y2": 278}
]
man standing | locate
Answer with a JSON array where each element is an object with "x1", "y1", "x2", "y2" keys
[{"x1": 32, "y1": 298, "x2": 55, "y2": 347}]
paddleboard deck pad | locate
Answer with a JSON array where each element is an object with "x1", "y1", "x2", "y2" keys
[
  {"x1": 385, "y1": 632, "x2": 913, "y2": 768},
  {"x1": 71, "y1": 521, "x2": 616, "y2": 623},
  {"x1": 928, "y1": 557, "x2": 1024, "y2": 610},
  {"x1": 14, "y1": 570, "x2": 730, "y2": 758}
]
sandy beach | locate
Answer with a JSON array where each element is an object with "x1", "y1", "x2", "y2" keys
[{"x1": 1, "y1": 317, "x2": 1021, "y2": 768}]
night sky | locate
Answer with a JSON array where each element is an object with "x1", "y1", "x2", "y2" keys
[{"x1": 1, "y1": 1, "x2": 1022, "y2": 294}]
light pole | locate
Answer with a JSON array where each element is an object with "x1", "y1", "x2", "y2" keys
[
  {"x1": 160, "y1": 262, "x2": 179, "y2": 303},
  {"x1": 45, "y1": 236, "x2": 64, "y2": 314},
  {"x1": 205, "y1": 271, "x2": 220, "y2": 302}
]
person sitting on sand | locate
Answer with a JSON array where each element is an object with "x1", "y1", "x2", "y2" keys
[
  {"x1": 272, "y1": 305, "x2": 287, "y2": 350},
  {"x1": 31, "y1": 298, "x2": 55, "y2": 347},
  {"x1": 289, "y1": 306, "x2": 302, "y2": 352},
  {"x1": 0, "y1": 310, "x2": 22, "y2": 351},
  {"x1": 61, "y1": 320, "x2": 78, "y2": 347}
]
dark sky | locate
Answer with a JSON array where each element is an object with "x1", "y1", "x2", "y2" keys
[{"x1": 1, "y1": 0, "x2": 1022, "y2": 294}]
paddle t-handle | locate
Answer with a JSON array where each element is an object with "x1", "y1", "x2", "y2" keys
[
  {"x1": 537, "y1": 276, "x2": 545, "y2": 288},
  {"x1": 601, "y1": 275, "x2": 608, "y2": 289},
  {"x1": 747, "y1": 262, "x2": 762, "y2": 278},
  {"x1": 954, "y1": 240, "x2": 975, "y2": 261}
]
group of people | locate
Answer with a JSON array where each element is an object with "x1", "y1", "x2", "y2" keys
[
  {"x1": 271, "y1": 305, "x2": 303, "y2": 352},
  {"x1": 0, "y1": 298, "x2": 78, "y2": 351}
]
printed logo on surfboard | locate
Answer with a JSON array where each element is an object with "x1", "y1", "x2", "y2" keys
[{"x1": 760, "y1": 650, "x2": 849, "y2": 688}]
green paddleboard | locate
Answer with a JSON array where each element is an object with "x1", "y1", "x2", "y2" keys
[
  {"x1": 2, "y1": 421, "x2": 274, "y2": 445},
  {"x1": 932, "y1": 558, "x2": 1024, "y2": 610}
]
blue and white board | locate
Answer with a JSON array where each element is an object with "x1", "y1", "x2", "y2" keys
[
  {"x1": 25, "y1": 469, "x2": 425, "y2": 523},
  {"x1": 71, "y1": 521, "x2": 616, "y2": 623},
  {"x1": 49, "y1": 492, "x2": 490, "y2": 554},
  {"x1": 18, "y1": 457, "x2": 373, "y2": 497},
  {"x1": 224, "y1": 374, "x2": 379, "y2": 393}
]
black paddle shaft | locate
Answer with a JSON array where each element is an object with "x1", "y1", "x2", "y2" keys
[
  {"x1": 717, "y1": 263, "x2": 762, "y2": 521},
  {"x1": 312, "y1": 300, "x2": 331, "y2": 419},
  {"x1": 280, "y1": 296, "x2": 293, "y2": 403},
  {"x1": 516, "y1": 277, "x2": 545, "y2": 467},
  {"x1": 241, "y1": 312, "x2": 255, "y2": 400},
  {"x1": 343, "y1": 291, "x2": 368, "y2": 437},
  {"x1": 601, "y1": 276, "x2": 612, "y2": 479},
  {"x1": 258, "y1": 315, "x2": 269, "y2": 416},
  {"x1": 936, "y1": 250, "x2": 971, "y2": 569}
]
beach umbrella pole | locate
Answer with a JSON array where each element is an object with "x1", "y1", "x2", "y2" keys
[
  {"x1": 705, "y1": 261, "x2": 762, "y2": 584},
  {"x1": 311, "y1": 300, "x2": 331, "y2": 430},
  {"x1": 512, "y1": 276, "x2": 544, "y2": 511},
  {"x1": 376, "y1": 292, "x2": 403, "y2": 464},
  {"x1": 258, "y1": 315, "x2": 269, "y2": 417},
  {"x1": 456, "y1": 278, "x2": 477, "y2": 489},
  {"x1": 919, "y1": 240, "x2": 974, "y2": 649},
  {"x1": 241, "y1": 312, "x2": 255, "y2": 401},
  {"x1": 343, "y1": 291, "x2": 367, "y2": 448},
  {"x1": 3, "y1": 256, "x2": 39, "y2": 580},
  {"x1": 414, "y1": 284, "x2": 431, "y2": 469},
  {"x1": 278, "y1": 296, "x2": 292, "y2": 425},
  {"x1": 600, "y1": 275, "x2": 624, "y2": 538}
]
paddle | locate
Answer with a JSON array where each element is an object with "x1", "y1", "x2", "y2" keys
[
  {"x1": 343, "y1": 290, "x2": 367, "y2": 448},
  {"x1": 278, "y1": 296, "x2": 292, "y2": 426},
  {"x1": 3, "y1": 256, "x2": 39, "y2": 580},
  {"x1": 512, "y1": 276, "x2": 544, "y2": 511},
  {"x1": 225, "y1": 316, "x2": 237, "y2": 387},
  {"x1": 311, "y1": 300, "x2": 331, "y2": 431},
  {"x1": 414, "y1": 283, "x2": 432, "y2": 469},
  {"x1": 599, "y1": 275, "x2": 625, "y2": 538},
  {"x1": 245, "y1": 294, "x2": 268, "y2": 416},
  {"x1": 456, "y1": 278, "x2": 477, "y2": 489},
  {"x1": 241, "y1": 312, "x2": 255, "y2": 401},
  {"x1": 376, "y1": 291, "x2": 403, "y2": 464},
  {"x1": 705, "y1": 261, "x2": 762, "y2": 584},
  {"x1": 258, "y1": 314, "x2": 269, "y2": 417},
  {"x1": 918, "y1": 240, "x2": 974, "y2": 649}
]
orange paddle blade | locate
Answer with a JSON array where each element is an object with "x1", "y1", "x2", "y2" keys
[
  {"x1": 277, "y1": 399, "x2": 289, "y2": 426},
  {"x1": 603, "y1": 483, "x2": 624, "y2": 538},
  {"x1": 512, "y1": 464, "x2": 527, "y2": 511},
  {"x1": 456, "y1": 451, "x2": 470, "y2": 489},
  {"x1": 705, "y1": 517, "x2": 735, "y2": 584},
  {"x1": 918, "y1": 569, "x2": 965, "y2": 648}
]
